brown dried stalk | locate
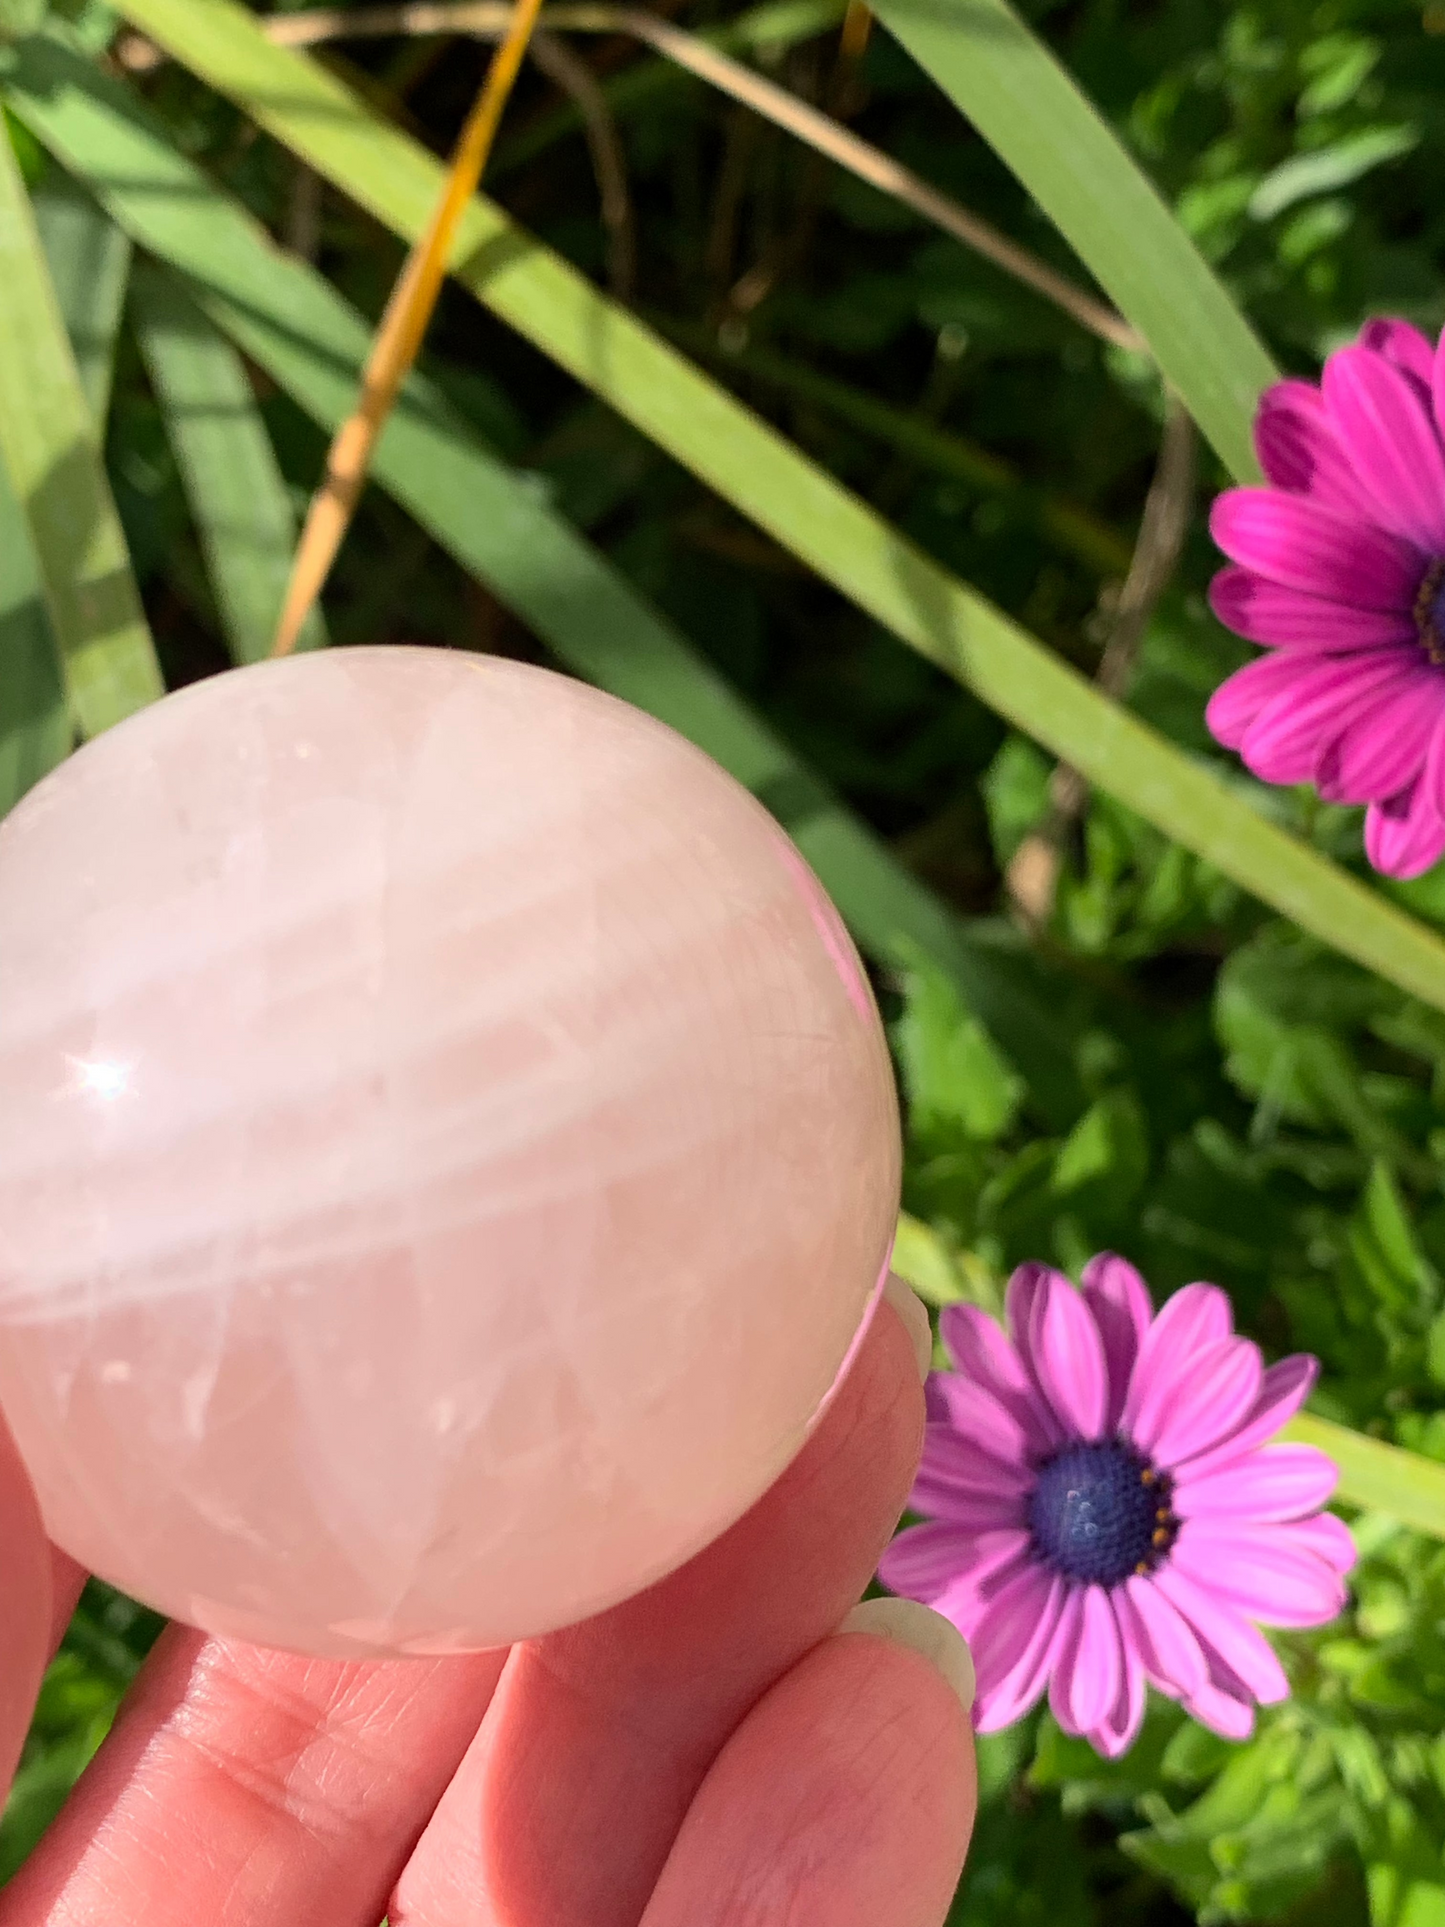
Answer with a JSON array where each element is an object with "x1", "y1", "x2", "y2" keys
[
  {"x1": 118, "y1": 2, "x2": 1142, "y2": 354},
  {"x1": 269, "y1": 0, "x2": 547, "y2": 656},
  {"x1": 530, "y1": 29, "x2": 637, "y2": 299},
  {"x1": 1006, "y1": 398, "x2": 1198, "y2": 926}
]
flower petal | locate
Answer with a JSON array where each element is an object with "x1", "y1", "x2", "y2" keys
[
  {"x1": 1080, "y1": 1252, "x2": 1152, "y2": 1432},
  {"x1": 1151, "y1": 1562, "x2": 1292, "y2": 1703},
  {"x1": 1360, "y1": 317, "x2": 1435, "y2": 387},
  {"x1": 878, "y1": 1519, "x2": 995, "y2": 1605},
  {"x1": 916, "y1": 1426, "x2": 1033, "y2": 1498},
  {"x1": 1211, "y1": 490, "x2": 1424, "y2": 612},
  {"x1": 1171, "y1": 1355, "x2": 1317, "y2": 1480},
  {"x1": 1147, "y1": 1339, "x2": 1263, "y2": 1469},
  {"x1": 937, "y1": 1302, "x2": 1058, "y2": 1452},
  {"x1": 1171, "y1": 1521, "x2": 1347, "y2": 1627},
  {"x1": 925, "y1": 1375, "x2": 1033, "y2": 1471},
  {"x1": 1175, "y1": 1443, "x2": 1339, "y2": 1524},
  {"x1": 1121, "y1": 1285, "x2": 1234, "y2": 1448},
  {"x1": 1206, "y1": 651, "x2": 1319, "y2": 750},
  {"x1": 1050, "y1": 1584, "x2": 1122, "y2": 1737},
  {"x1": 1316, "y1": 674, "x2": 1442, "y2": 804},
  {"x1": 1323, "y1": 346, "x2": 1445, "y2": 553},
  {"x1": 971, "y1": 1566, "x2": 1070, "y2": 1733},
  {"x1": 1119, "y1": 1573, "x2": 1208, "y2": 1697},
  {"x1": 1184, "y1": 1678, "x2": 1256, "y2": 1741},
  {"x1": 911, "y1": 1423, "x2": 1032, "y2": 1525},
  {"x1": 1092, "y1": 1633, "x2": 1146, "y2": 1760},
  {"x1": 1005, "y1": 1262, "x2": 1059, "y2": 1355},
  {"x1": 926, "y1": 1530, "x2": 1035, "y2": 1629},
  {"x1": 1209, "y1": 566, "x2": 1417, "y2": 653},
  {"x1": 1430, "y1": 322, "x2": 1445, "y2": 457},
  {"x1": 1281, "y1": 1510, "x2": 1358, "y2": 1577},
  {"x1": 1022, "y1": 1271, "x2": 1109, "y2": 1443},
  {"x1": 1255, "y1": 378, "x2": 1379, "y2": 520},
  {"x1": 1365, "y1": 770, "x2": 1445, "y2": 880},
  {"x1": 1239, "y1": 655, "x2": 1427, "y2": 789}
]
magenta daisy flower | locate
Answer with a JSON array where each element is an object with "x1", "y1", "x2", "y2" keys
[
  {"x1": 880, "y1": 1256, "x2": 1353, "y2": 1758},
  {"x1": 1207, "y1": 317, "x2": 1445, "y2": 878}
]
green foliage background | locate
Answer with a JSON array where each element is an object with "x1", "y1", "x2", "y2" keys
[{"x1": 7, "y1": 0, "x2": 1445, "y2": 1919}]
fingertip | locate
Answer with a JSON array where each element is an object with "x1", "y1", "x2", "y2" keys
[
  {"x1": 882, "y1": 1273, "x2": 933, "y2": 1384},
  {"x1": 836, "y1": 1596, "x2": 975, "y2": 1717},
  {"x1": 641, "y1": 1613, "x2": 977, "y2": 1927}
]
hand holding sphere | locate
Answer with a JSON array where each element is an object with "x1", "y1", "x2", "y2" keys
[{"x1": 0, "y1": 648, "x2": 975, "y2": 1925}]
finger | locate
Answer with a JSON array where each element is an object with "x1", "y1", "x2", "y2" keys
[
  {"x1": 390, "y1": 1294, "x2": 927, "y2": 1927},
  {"x1": 0, "y1": 1629, "x2": 509, "y2": 1927},
  {"x1": 0, "y1": 1411, "x2": 51, "y2": 1798},
  {"x1": 47, "y1": 1549, "x2": 87, "y2": 1657},
  {"x1": 640, "y1": 1605, "x2": 977, "y2": 1927}
]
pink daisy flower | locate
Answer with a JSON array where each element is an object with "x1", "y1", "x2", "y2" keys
[
  {"x1": 880, "y1": 1256, "x2": 1354, "y2": 1758},
  {"x1": 1207, "y1": 318, "x2": 1445, "y2": 878}
]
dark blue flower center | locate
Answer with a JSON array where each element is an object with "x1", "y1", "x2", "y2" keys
[
  {"x1": 1416, "y1": 560, "x2": 1445, "y2": 665},
  {"x1": 1027, "y1": 1441, "x2": 1177, "y2": 1587}
]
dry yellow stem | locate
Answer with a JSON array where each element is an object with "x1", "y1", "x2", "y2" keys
[
  {"x1": 271, "y1": 0, "x2": 546, "y2": 656},
  {"x1": 838, "y1": 0, "x2": 872, "y2": 63}
]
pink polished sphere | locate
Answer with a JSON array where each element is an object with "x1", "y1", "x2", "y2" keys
[{"x1": 0, "y1": 648, "x2": 899, "y2": 1656}]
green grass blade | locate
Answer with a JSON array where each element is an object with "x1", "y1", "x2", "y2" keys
[
  {"x1": 32, "y1": 170, "x2": 130, "y2": 423},
  {"x1": 1285, "y1": 1414, "x2": 1445, "y2": 1541},
  {"x1": 0, "y1": 120, "x2": 161, "y2": 736},
  {"x1": 0, "y1": 478, "x2": 68, "y2": 815},
  {"x1": 0, "y1": 163, "x2": 134, "y2": 807},
  {"x1": 9, "y1": 35, "x2": 1085, "y2": 1122},
  {"x1": 868, "y1": 0, "x2": 1277, "y2": 484},
  {"x1": 130, "y1": 265, "x2": 327, "y2": 664},
  {"x1": 89, "y1": 0, "x2": 1445, "y2": 1027}
]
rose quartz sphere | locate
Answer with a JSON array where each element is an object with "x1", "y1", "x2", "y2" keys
[{"x1": 0, "y1": 648, "x2": 899, "y2": 1656}]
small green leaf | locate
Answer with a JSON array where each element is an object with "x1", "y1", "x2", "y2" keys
[
  {"x1": 890, "y1": 1212, "x2": 968, "y2": 1309},
  {"x1": 893, "y1": 946, "x2": 1024, "y2": 1147},
  {"x1": 1051, "y1": 1091, "x2": 1148, "y2": 1204},
  {"x1": 1250, "y1": 127, "x2": 1418, "y2": 222}
]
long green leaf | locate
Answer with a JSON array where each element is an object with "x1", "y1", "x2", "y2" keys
[
  {"x1": 1285, "y1": 1415, "x2": 1445, "y2": 1542},
  {"x1": 91, "y1": 0, "x2": 1445, "y2": 1027},
  {"x1": 869, "y1": 0, "x2": 1277, "y2": 483},
  {"x1": 32, "y1": 170, "x2": 131, "y2": 422},
  {"x1": 0, "y1": 166, "x2": 133, "y2": 809},
  {"x1": 0, "y1": 482, "x2": 68, "y2": 815},
  {"x1": 0, "y1": 117, "x2": 161, "y2": 736},
  {"x1": 8, "y1": 33, "x2": 1085, "y2": 1123},
  {"x1": 131, "y1": 265, "x2": 327, "y2": 663}
]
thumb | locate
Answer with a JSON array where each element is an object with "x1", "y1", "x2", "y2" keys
[{"x1": 0, "y1": 1409, "x2": 52, "y2": 1799}]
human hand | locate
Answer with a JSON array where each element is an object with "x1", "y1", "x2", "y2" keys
[{"x1": 0, "y1": 1279, "x2": 976, "y2": 1926}]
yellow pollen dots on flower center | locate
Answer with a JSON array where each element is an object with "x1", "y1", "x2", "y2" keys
[
  {"x1": 1134, "y1": 1463, "x2": 1180, "y2": 1578},
  {"x1": 1415, "y1": 559, "x2": 1445, "y2": 665}
]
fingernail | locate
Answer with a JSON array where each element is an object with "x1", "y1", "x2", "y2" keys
[
  {"x1": 883, "y1": 1270, "x2": 932, "y2": 1383},
  {"x1": 837, "y1": 1597, "x2": 976, "y2": 1716}
]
